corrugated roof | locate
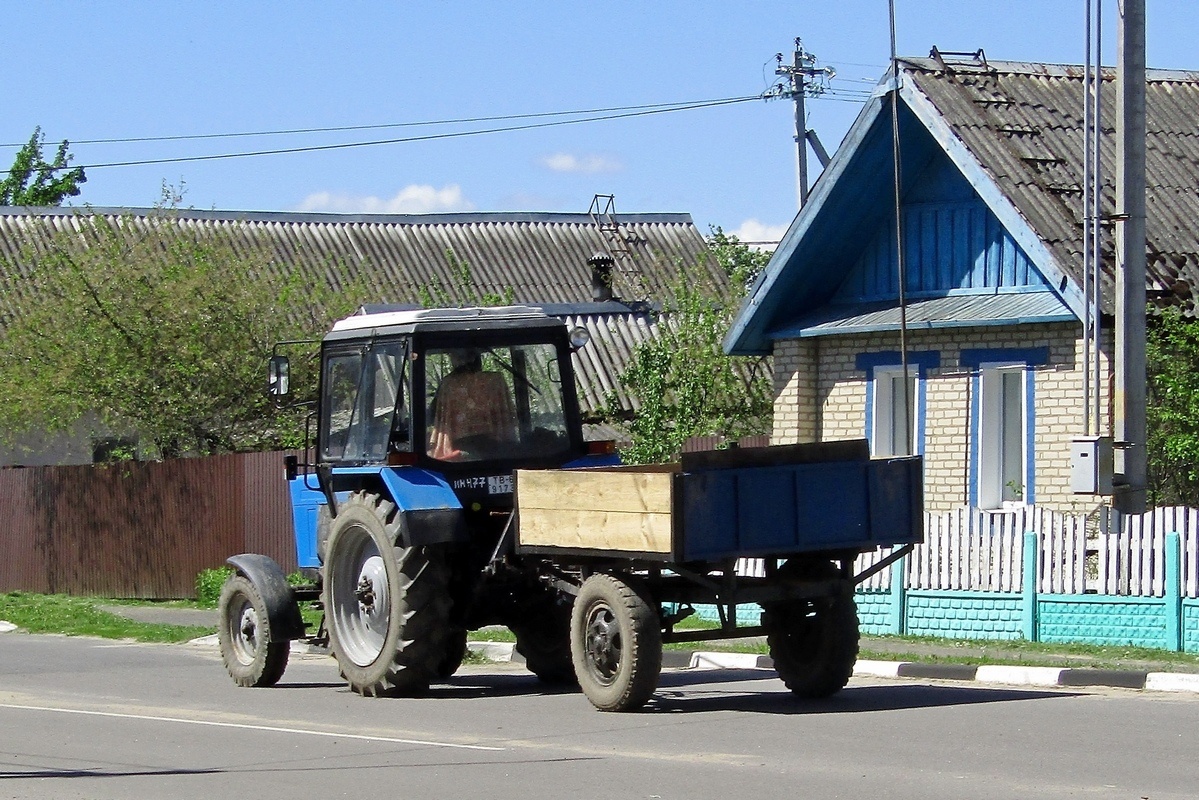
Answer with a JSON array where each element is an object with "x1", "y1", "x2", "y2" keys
[
  {"x1": 0, "y1": 207, "x2": 715, "y2": 417},
  {"x1": 901, "y1": 57, "x2": 1199, "y2": 314},
  {"x1": 772, "y1": 291, "x2": 1074, "y2": 338}
]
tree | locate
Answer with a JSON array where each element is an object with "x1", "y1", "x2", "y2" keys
[
  {"x1": 1146, "y1": 306, "x2": 1199, "y2": 505},
  {"x1": 418, "y1": 248, "x2": 514, "y2": 307},
  {"x1": 614, "y1": 231, "x2": 774, "y2": 464},
  {"x1": 0, "y1": 212, "x2": 363, "y2": 459},
  {"x1": 0, "y1": 127, "x2": 86, "y2": 206}
]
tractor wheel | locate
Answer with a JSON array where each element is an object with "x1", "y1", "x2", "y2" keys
[
  {"x1": 436, "y1": 628, "x2": 470, "y2": 681},
  {"x1": 323, "y1": 491, "x2": 452, "y2": 696},
  {"x1": 762, "y1": 559, "x2": 859, "y2": 698},
  {"x1": 218, "y1": 574, "x2": 290, "y2": 687},
  {"x1": 570, "y1": 573, "x2": 661, "y2": 712},
  {"x1": 512, "y1": 593, "x2": 576, "y2": 685}
]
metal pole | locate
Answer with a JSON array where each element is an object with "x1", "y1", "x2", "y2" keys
[
  {"x1": 793, "y1": 49, "x2": 809, "y2": 209},
  {"x1": 1093, "y1": 0, "x2": 1104, "y2": 438},
  {"x1": 1082, "y1": 0, "x2": 1093, "y2": 436},
  {"x1": 1115, "y1": 0, "x2": 1147, "y2": 513}
]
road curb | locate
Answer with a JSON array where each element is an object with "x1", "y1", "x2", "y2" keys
[
  {"x1": 668, "y1": 650, "x2": 1199, "y2": 694},
  {"x1": 189, "y1": 635, "x2": 1199, "y2": 694}
]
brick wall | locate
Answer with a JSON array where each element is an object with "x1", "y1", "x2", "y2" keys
[{"x1": 771, "y1": 322, "x2": 1114, "y2": 513}]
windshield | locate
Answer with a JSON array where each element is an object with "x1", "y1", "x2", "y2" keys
[
  {"x1": 424, "y1": 342, "x2": 570, "y2": 462},
  {"x1": 322, "y1": 340, "x2": 408, "y2": 462}
]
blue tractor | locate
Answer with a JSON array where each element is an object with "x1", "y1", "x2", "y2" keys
[{"x1": 218, "y1": 305, "x2": 614, "y2": 695}]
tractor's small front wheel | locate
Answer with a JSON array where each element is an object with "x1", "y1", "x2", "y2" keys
[
  {"x1": 570, "y1": 573, "x2": 661, "y2": 712},
  {"x1": 218, "y1": 574, "x2": 290, "y2": 687}
]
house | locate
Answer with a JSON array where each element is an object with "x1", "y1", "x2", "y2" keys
[
  {"x1": 726, "y1": 55, "x2": 1199, "y2": 513},
  {"x1": 0, "y1": 206, "x2": 718, "y2": 465}
]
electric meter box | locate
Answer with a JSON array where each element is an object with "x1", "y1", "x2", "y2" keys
[{"x1": 1072, "y1": 436, "x2": 1113, "y2": 495}]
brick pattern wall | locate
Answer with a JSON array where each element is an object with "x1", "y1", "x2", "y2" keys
[
  {"x1": 905, "y1": 592, "x2": 1024, "y2": 639},
  {"x1": 772, "y1": 323, "x2": 1114, "y2": 513},
  {"x1": 1038, "y1": 597, "x2": 1167, "y2": 648}
]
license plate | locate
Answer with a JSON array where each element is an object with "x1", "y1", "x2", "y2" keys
[{"x1": 488, "y1": 474, "x2": 514, "y2": 495}]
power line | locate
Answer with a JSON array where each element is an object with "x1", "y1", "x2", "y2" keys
[
  {"x1": 1, "y1": 96, "x2": 757, "y2": 148},
  {"x1": 0, "y1": 95, "x2": 761, "y2": 175}
]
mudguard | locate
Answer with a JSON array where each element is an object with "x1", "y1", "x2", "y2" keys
[
  {"x1": 378, "y1": 467, "x2": 467, "y2": 547},
  {"x1": 225, "y1": 553, "x2": 307, "y2": 641}
]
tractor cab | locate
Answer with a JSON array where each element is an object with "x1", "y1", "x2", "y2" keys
[{"x1": 299, "y1": 305, "x2": 595, "y2": 509}]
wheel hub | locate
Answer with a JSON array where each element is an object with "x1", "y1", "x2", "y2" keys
[
  {"x1": 355, "y1": 575, "x2": 376, "y2": 610},
  {"x1": 584, "y1": 605, "x2": 621, "y2": 683}
]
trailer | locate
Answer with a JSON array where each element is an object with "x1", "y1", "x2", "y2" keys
[{"x1": 217, "y1": 305, "x2": 921, "y2": 711}]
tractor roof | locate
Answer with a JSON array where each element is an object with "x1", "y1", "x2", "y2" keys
[{"x1": 325, "y1": 305, "x2": 565, "y2": 341}]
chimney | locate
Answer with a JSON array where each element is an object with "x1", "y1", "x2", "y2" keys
[{"x1": 588, "y1": 252, "x2": 615, "y2": 302}]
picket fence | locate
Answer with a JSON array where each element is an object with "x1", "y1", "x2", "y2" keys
[{"x1": 736, "y1": 505, "x2": 1199, "y2": 599}]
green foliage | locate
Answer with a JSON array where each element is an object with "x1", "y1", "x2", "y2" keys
[
  {"x1": 419, "y1": 248, "x2": 515, "y2": 307},
  {"x1": 195, "y1": 566, "x2": 235, "y2": 606},
  {"x1": 0, "y1": 211, "x2": 363, "y2": 459},
  {"x1": 615, "y1": 232, "x2": 773, "y2": 464},
  {"x1": 0, "y1": 127, "x2": 86, "y2": 206},
  {"x1": 0, "y1": 591, "x2": 212, "y2": 642},
  {"x1": 706, "y1": 226, "x2": 772, "y2": 288},
  {"x1": 1146, "y1": 307, "x2": 1199, "y2": 505}
]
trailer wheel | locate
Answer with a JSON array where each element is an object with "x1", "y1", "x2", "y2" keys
[
  {"x1": 512, "y1": 594, "x2": 576, "y2": 685},
  {"x1": 324, "y1": 492, "x2": 451, "y2": 696},
  {"x1": 570, "y1": 574, "x2": 661, "y2": 711},
  {"x1": 763, "y1": 561, "x2": 859, "y2": 698},
  {"x1": 218, "y1": 574, "x2": 290, "y2": 688}
]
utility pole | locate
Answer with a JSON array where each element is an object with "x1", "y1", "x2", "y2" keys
[
  {"x1": 775, "y1": 39, "x2": 835, "y2": 210},
  {"x1": 1114, "y1": 0, "x2": 1147, "y2": 513}
]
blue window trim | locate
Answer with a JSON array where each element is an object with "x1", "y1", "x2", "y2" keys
[
  {"x1": 963, "y1": 347, "x2": 1045, "y2": 507},
  {"x1": 857, "y1": 351, "x2": 941, "y2": 456},
  {"x1": 960, "y1": 346, "x2": 1049, "y2": 369}
]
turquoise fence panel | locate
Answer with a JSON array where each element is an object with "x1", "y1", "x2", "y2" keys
[
  {"x1": 1183, "y1": 600, "x2": 1199, "y2": 654},
  {"x1": 1037, "y1": 595, "x2": 1167, "y2": 648},
  {"x1": 856, "y1": 589, "x2": 893, "y2": 634},
  {"x1": 905, "y1": 590, "x2": 1024, "y2": 639}
]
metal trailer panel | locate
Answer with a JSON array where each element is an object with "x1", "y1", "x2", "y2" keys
[{"x1": 679, "y1": 456, "x2": 923, "y2": 562}]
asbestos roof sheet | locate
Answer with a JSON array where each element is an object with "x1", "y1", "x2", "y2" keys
[
  {"x1": 901, "y1": 57, "x2": 1199, "y2": 314},
  {"x1": 0, "y1": 208, "x2": 714, "y2": 417},
  {"x1": 771, "y1": 290, "x2": 1074, "y2": 338}
]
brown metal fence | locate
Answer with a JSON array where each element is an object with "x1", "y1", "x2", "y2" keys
[
  {"x1": 0, "y1": 437, "x2": 772, "y2": 600},
  {"x1": 0, "y1": 451, "x2": 296, "y2": 599}
]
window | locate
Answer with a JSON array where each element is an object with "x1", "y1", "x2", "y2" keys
[
  {"x1": 424, "y1": 343, "x2": 571, "y2": 462},
  {"x1": 978, "y1": 364, "x2": 1027, "y2": 509},
  {"x1": 857, "y1": 351, "x2": 938, "y2": 458},
  {"x1": 321, "y1": 340, "x2": 408, "y2": 462},
  {"x1": 872, "y1": 366, "x2": 917, "y2": 457}
]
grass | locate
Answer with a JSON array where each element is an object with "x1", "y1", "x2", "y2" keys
[
  {"x1": 0, "y1": 592, "x2": 214, "y2": 643},
  {"x1": 5, "y1": 591, "x2": 1199, "y2": 673}
]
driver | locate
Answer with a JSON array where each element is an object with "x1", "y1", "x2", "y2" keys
[{"x1": 428, "y1": 348, "x2": 518, "y2": 460}]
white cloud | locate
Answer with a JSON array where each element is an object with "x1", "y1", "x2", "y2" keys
[
  {"x1": 728, "y1": 219, "x2": 789, "y2": 250},
  {"x1": 295, "y1": 184, "x2": 475, "y2": 214},
  {"x1": 539, "y1": 152, "x2": 623, "y2": 174}
]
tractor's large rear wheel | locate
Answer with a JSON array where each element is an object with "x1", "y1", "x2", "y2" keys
[
  {"x1": 323, "y1": 492, "x2": 452, "y2": 696},
  {"x1": 511, "y1": 590, "x2": 576, "y2": 685}
]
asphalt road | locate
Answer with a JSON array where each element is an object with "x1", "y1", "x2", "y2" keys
[{"x1": 1, "y1": 633, "x2": 1197, "y2": 800}]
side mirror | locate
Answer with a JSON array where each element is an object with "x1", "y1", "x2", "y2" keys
[{"x1": 268, "y1": 355, "x2": 290, "y2": 397}]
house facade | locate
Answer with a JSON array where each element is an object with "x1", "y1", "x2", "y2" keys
[{"x1": 728, "y1": 55, "x2": 1199, "y2": 514}]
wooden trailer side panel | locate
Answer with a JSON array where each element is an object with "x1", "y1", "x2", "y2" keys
[{"x1": 516, "y1": 469, "x2": 675, "y2": 555}]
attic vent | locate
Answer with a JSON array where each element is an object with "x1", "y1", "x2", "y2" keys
[{"x1": 929, "y1": 47, "x2": 992, "y2": 73}]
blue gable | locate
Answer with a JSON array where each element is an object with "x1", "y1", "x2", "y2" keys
[
  {"x1": 834, "y1": 152, "x2": 1051, "y2": 304},
  {"x1": 726, "y1": 79, "x2": 1079, "y2": 355}
]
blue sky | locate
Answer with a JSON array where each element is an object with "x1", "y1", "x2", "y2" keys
[{"x1": 5, "y1": 1, "x2": 1196, "y2": 244}]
